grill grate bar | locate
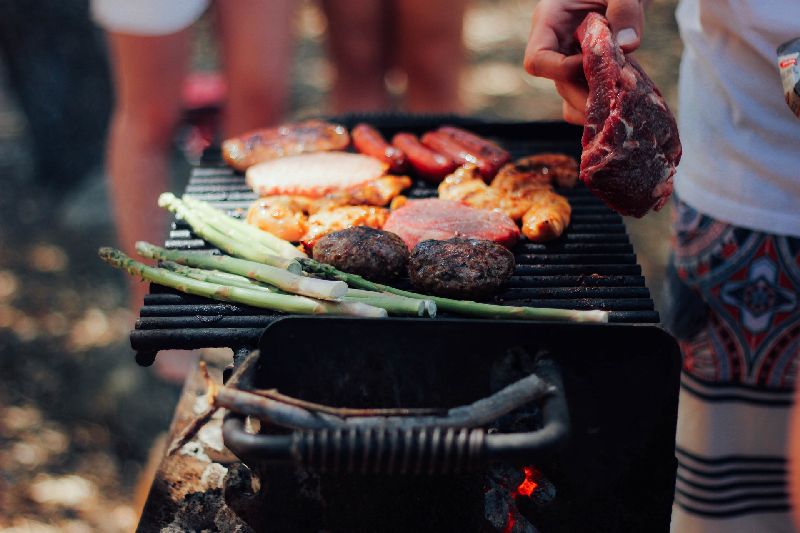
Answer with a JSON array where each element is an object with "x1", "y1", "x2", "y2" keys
[
  {"x1": 506, "y1": 274, "x2": 646, "y2": 287},
  {"x1": 514, "y1": 253, "x2": 637, "y2": 265}
]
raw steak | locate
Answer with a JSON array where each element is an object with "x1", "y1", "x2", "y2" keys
[
  {"x1": 577, "y1": 13, "x2": 681, "y2": 217},
  {"x1": 383, "y1": 198, "x2": 520, "y2": 250}
]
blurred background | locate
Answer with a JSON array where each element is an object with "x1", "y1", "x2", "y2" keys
[{"x1": 0, "y1": 0, "x2": 680, "y2": 530}]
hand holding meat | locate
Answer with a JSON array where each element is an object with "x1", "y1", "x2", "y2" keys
[
  {"x1": 524, "y1": 0, "x2": 645, "y2": 124},
  {"x1": 526, "y1": 5, "x2": 680, "y2": 217},
  {"x1": 576, "y1": 13, "x2": 681, "y2": 216}
]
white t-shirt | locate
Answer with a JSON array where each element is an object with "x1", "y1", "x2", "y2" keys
[{"x1": 675, "y1": 0, "x2": 800, "y2": 237}]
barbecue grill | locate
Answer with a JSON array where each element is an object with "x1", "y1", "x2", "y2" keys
[
  {"x1": 132, "y1": 116, "x2": 681, "y2": 532},
  {"x1": 132, "y1": 118, "x2": 660, "y2": 365}
]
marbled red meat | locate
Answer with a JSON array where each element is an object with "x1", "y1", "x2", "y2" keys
[{"x1": 577, "y1": 13, "x2": 681, "y2": 217}]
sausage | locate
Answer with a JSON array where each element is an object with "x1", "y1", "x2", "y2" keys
[
  {"x1": 437, "y1": 126, "x2": 511, "y2": 179},
  {"x1": 421, "y1": 131, "x2": 497, "y2": 182},
  {"x1": 391, "y1": 132, "x2": 457, "y2": 183},
  {"x1": 351, "y1": 123, "x2": 408, "y2": 174},
  {"x1": 494, "y1": 153, "x2": 579, "y2": 191},
  {"x1": 222, "y1": 120, "x2": 350, "y2": 171}
]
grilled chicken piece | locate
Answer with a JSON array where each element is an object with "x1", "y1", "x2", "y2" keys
[
  {"x1": 493, "y1": 153, "x2": 579, "y2": 193},
  {"x1": 223, "y1": 120, "x2": 350, "y2": 172},
  {"x1": 245, "y1": 175, "x2": 409, "y2": 243},
  {"x1": 438, "y1": 164, "x2": 572, "y2": 242},
  {"x1": 389, "y1": 195, "x2": 408, "y2": 210},
  {"x1": 521, "y1": 189, "x2": 572, "y2": 242},
  {"x1": 308, "y1": 175, "x2": 412, "y2": 213},
  {"x1": 245, "y1": 196, "x2": 309, "y2": 242},
  {"x1": 438, "y1": 165, "x2": 532, "y2": 221},
  {"x1": 301, "y1": 205, "x2": 390, "y2": 250}
]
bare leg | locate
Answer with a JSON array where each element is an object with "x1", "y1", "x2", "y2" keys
[
  {"x1": 395, "y1": 0, "x2": 467, "y2": 113},
  {"x1": 215, "y1": 0, "x2": 295, "y2": 135},
  {"x1": 321, "y1": 0, "x2": 391, "y2": 113},
  {"x1": 105, "y1": 31, "x2": 190, "y2": 311}
]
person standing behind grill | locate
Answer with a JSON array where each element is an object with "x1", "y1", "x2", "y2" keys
[
  {"x1": 92, "y1": 0, "x2": 295, "y2": 315},
  {"x1": 321, "y1": 0, "x2": 468, "y2": 114},
  {"x1": 525, "y1": 1, "x2": 800, "y2": 532}
]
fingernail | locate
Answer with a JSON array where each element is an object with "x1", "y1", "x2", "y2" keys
[{"x1": 616, "y1": 28, "x2": 638, "y2": 47}]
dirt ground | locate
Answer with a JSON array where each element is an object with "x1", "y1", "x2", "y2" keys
[{"x1": 0, "y1": 1, "x2": 681, "y2": 531}]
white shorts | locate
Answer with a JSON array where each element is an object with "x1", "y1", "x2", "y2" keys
[{"x1": 91, "y1": 0, "x2": 210, "y2": 36}]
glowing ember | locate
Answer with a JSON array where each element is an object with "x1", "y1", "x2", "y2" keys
[
  {"x1": 501, "y1": 511, "x2": 516, "y2": 533},
  {"x1": 515, "y1": 466, "x2": 538, "y2": 498}
]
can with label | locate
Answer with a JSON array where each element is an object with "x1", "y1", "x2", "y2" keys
[{"x1": 777, "y1": 37, "x2": 800, "y2": 119}]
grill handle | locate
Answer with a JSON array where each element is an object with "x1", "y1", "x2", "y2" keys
[{"x1": 222, "y1": 359, "x2": 569, "y2": 474}]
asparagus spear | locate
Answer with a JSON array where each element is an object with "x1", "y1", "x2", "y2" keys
[
  {"x1": 158, "y1": 193, "x2": 302, "y2": 271},
  {"x1": 160, "y1": 260, "x2": 432, "y2": 317},
  {"x1": 159, "y1": 261, "x2": 276, "y2": 291},
  {"x1": 136, "y1": 241, "x2": 347, "y2": 301},
  {"x1": 181, "y1": 195, "x2": 306, "y2": 260},
  {"x1": 300, "y1": 258, "x2": 609, "y2": 323},
  {"x1": 99, "y1": 248, "x2": 386, "y2": 317}
]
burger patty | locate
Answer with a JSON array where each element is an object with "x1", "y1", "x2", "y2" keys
[
  {"x1": 408, "y1": 238, "x2": 515, "y2": 300},
  {"x1": 312, "y1": 226, "x2": 409, "y2": 282}
]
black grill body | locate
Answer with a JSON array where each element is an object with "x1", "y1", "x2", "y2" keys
[
  {"x1": 131, "y1": 117, "x2": 681, "y2": 532},
  {"x1": 221, "y1": 317, "x2": 680, "y2": 533}
]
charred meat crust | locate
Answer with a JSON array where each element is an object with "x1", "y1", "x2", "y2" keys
[
  {"x1": 408, "y1": 238, "x2": 515, "y2": 300},
  {"x1": 312, "y1": 227, "x2": 409, "y2": 282}
]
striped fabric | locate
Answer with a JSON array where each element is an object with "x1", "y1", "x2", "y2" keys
[
  {"x1": 672, "y1": 378, "x2": 795, "y2": 532},
  {"x1": 669, "y1": 198, "x2": 800, "y2": 532}
]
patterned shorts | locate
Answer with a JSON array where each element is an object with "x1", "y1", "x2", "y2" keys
[
  {"x1": 669, "y1": 199, "x2": 800, "y2": 530},
  {"x1": 670, "y1": 198, "x2": 800, "y2": 388}
]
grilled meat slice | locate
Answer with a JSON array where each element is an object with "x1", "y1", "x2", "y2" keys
[
  {"x1": 313, "y1": 227, "x2": 408, "y2": 282},
  {"x1": 408, "y1": 238, "x2": 515, "y2": 299},
  {"x1": 439, "y1": 164, "x2": 572, "y2": 242},
  {"x1": 246, "y1": 152, "x2": 389, "y2": 198},
  {"x1": 383, "y1": 198, "x2": 520, "y2": 251},
  {"x1": 438, "y1": 165, "x2": 531, "y2": 220},
  {"x1": 301, "y1": 205, "x2": 390, "y2": 250},
  {"x1": 223, "y1": 119, "x2": 350, "y2": 171}
]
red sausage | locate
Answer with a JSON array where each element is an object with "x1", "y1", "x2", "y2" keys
[
  {"x1": 391, "y1": 132, "x2": 457, "y2": 183},
  {"x1": 421, "y1": 130, "x2": 495, "y2": 180},
  {"x1": 437, "y1": 126, "x2": 511, "y2": 179},
  {"x1": 351, "y1": 123, "x2": 408, "y2": 174}
]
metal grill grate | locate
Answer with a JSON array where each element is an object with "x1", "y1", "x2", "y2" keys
[{"x1": 132, "y1": 119, "x2": 659, "y2": 364}]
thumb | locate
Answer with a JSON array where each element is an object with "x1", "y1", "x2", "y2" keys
[{"x1": 606, "y1": 0, "x2": 645, "y2": 52}]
